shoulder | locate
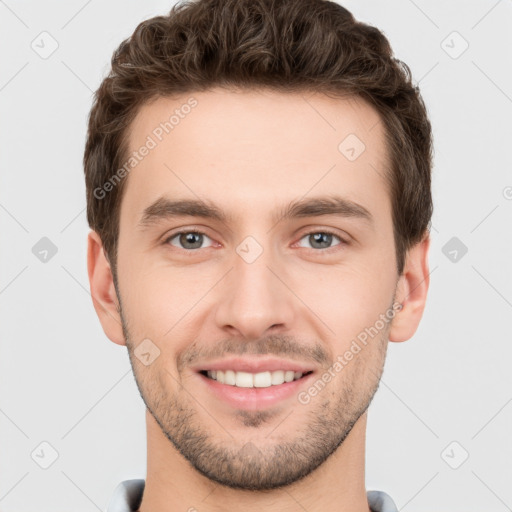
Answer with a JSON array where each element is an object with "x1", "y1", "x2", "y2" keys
[
  {"x1": 367, "y1": 489, "x2": 399, "y2": 512},
  {"x1": 106, "y1": 479, "x2": 145, "y2": 512}
]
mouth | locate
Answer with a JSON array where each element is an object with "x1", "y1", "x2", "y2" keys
[
  {"x1": 198, "y1": 369, "x2": 314, "y2": 389},
  {"x1": 193, "y1": 357, "x2": 317, "y2": 410}
]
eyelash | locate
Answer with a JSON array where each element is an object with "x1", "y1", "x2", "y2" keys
[{"x1": 163, "y1": 228, "x2": 348, "y2": 253}]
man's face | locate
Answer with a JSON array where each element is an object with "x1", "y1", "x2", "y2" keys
[{"x1": 113, "y1": 89, "x2": 400, "y2": 490}]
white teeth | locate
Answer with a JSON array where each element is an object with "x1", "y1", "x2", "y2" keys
[
  {"x1": 253, "y1": 371, "x2": 272, "y2": 387},
  {"x1": 235, "y1": 371, "x2": 253, "y2": 388},
  {"x1": 205, "y1": 369, "x2": 305, "y2": 388},
  {"x1": 225, "y1": 370, "x2": 236, "y2": 385},
  {"x1": 271, "y1": 370, "x2": 285, "y2": 385}
]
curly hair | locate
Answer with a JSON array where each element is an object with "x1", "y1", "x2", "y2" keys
[{"x1": 84, "y1": 0, "x2": 433, "y2": 276}]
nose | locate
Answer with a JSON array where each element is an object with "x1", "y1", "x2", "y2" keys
[{"x1": 214, "y1": 244, "x2": 295, "y2": 340}]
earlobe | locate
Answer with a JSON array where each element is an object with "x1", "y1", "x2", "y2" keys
[
  {"x1": 389, "y1": 234, "x2": 431, "y2": 343},
  {"x1": 87, "y1": 230, "x2": 126, "y2": 346}
]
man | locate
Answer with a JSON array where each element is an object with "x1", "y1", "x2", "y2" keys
[{"x1": 84, "y1": 0, "x2": 433, "y2": 510}]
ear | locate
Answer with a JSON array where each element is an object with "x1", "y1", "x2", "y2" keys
[
  {"x1": 87, "y1": 230, "x2": 126, "y2": 346},
  {"x1": 389, "y1": 233, "x2": 431, "y2": 343}
]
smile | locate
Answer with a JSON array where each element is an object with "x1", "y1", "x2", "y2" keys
[{"x1": 200, "y1": 369, "x2": 313, "y2": 388}]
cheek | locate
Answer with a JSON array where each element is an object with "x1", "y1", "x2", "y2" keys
[
  {"x1": 287, "y1": 259, "x2": 395, "y2": 343},
  {"x1": 120, "y1": 256, "x2": 188, "y2": 324},
  {"x1": 120, "y1": 264, "x2": 210, "y2": 371}
]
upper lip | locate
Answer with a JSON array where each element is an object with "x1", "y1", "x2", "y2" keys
[{"x1": 193, "y1": 357, "x2": 315, "y2": 374}]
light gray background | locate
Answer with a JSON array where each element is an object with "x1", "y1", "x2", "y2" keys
[{"x1": 1, "y1": 1, "x2": 511, "y2": 511}]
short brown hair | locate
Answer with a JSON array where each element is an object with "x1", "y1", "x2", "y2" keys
[{"x1": 84, "y1": 0, "x2": 433, "y2": 276}]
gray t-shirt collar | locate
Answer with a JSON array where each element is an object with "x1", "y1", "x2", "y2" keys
[{"x1": 106, "y1": 479, "x2": 399, "y2": 512}]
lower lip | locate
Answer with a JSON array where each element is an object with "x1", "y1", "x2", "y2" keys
[{"x1": 198, "y1": 372, "x2": 315, "y2": 410}]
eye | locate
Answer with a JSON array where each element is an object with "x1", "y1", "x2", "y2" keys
[
  {"x1": 295, "y1": 230, "x2": 346, "y2": 251},
  {"x1": 163, "y1": 229, "x2": 347, "y2": 253},
  {"x1": 165, "y1": 230, "x2": 215, "y2": 250}
]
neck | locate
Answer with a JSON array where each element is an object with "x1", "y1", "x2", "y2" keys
[{"x1": 138, "y1": 410, "x2": 372, "y2": 512}]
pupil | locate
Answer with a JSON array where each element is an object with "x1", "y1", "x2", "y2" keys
[
  {"x1": 181, "y1": 232, "x2": 202, "y2": 249},
  {"x1": 311, "y1": 233, "x2": 331, "y2": 249}
]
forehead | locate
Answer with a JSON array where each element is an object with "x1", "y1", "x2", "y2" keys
[{"x1": 120, "y1": 88, "x2": 391, "y2": 227}]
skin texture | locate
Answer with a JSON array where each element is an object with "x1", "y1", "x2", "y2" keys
[{"x1": 88, "y1": 88, "x2": 430, "y2": 512}]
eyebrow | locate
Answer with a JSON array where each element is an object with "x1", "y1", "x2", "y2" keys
[{"x1": 138, "y1": 195, "x2": 374, "y2": 229}]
